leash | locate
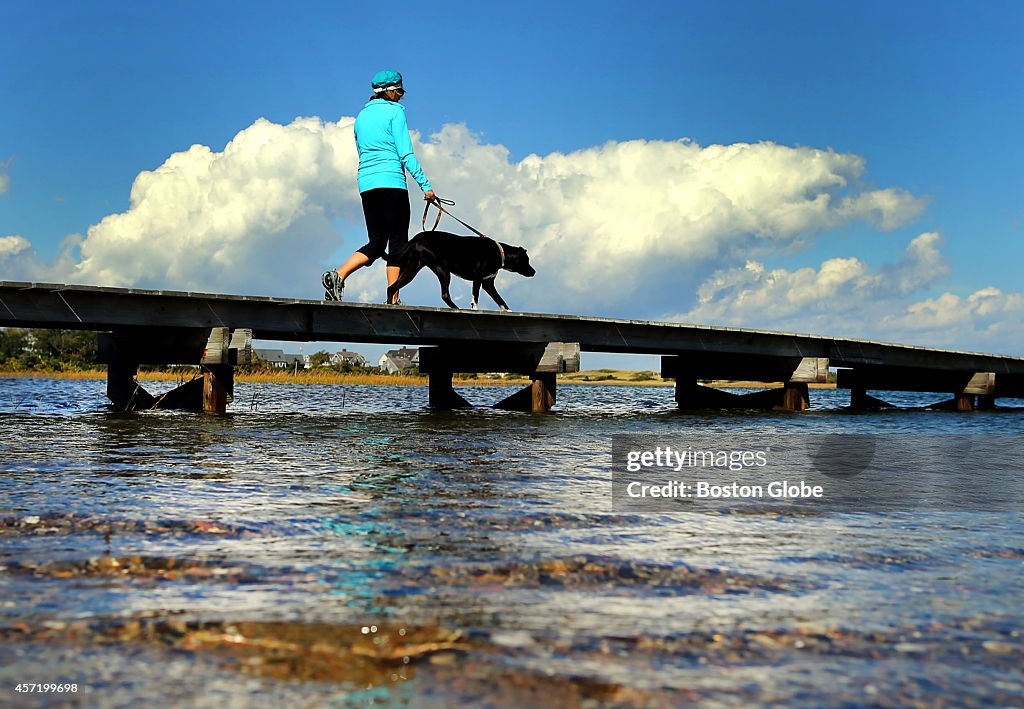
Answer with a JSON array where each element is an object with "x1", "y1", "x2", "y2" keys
[
  {"x1": 422, "y1": 196, "x2": 505, "y2": 275},
  {"x1": 422, "y1": 197, "x2": 489, "y2": 239}
]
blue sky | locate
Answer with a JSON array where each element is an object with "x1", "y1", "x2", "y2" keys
[{"x1": 2, "y1": 0, "x2": 1023, "y2": 366}]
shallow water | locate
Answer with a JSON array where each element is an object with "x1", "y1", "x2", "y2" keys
[{"x1": 1, "y1": 377, "x2": 1022, "y2": 707}]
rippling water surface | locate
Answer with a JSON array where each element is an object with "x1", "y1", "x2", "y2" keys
[{"x1": 1, "y1": 376, "x2": 1022, "y2": 708}]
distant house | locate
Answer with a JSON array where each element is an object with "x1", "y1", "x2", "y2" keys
[
  {"x1": 283, "y1": 353, "x2": 309, "y2": 370},
  {"x1": 330, "y1": 349, "x2": 367, "y2": 368},
  {"x1": 254, "y1": 348, "x2": 286, "y2": 366},
  {"x1": 378, "y1": 347, "x2": 419, "y2": 374},
  {"x1": 254, "y1": 348, "x2": 309, "y2": 369}
]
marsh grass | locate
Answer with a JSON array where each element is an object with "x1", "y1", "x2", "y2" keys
[{"x1": 0, "y1": 367, "x2": 834, "y2": 388}]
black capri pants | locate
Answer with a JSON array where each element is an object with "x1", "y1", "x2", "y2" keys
[{"x1": 358, "y1": 187, "x2": 411, "y2": 266}]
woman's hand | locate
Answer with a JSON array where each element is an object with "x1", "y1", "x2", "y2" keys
[{"x1": 423, "y1": 190, "x2": 436, "y2": 203}]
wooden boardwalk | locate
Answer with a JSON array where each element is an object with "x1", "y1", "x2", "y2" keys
[{"x1": 2, "y1": 280, "x2": 1023, "y2": 413}]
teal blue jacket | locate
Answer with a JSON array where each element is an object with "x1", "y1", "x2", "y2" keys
[{"x1": 354, "y1": 99, "x2": 432, "y2": 194}]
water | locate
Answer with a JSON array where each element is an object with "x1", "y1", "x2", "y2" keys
[{"x1": 1, "y1": 376, "x2": 1022, "y2": 708}]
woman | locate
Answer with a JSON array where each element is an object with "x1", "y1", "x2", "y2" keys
[{"x1": 322, "y1": 70, "x2": 436, "y2": 303}]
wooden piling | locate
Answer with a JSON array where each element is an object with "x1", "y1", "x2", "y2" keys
[
  {"x1": 664, "y1": 356, "x2": 823, "y2": 411},
  {"x1": 106, "y1": 363, "x2": 156, "y2": 411},
  {"x1": 782, "y1": 382, "x2": 810, "y2": 412},
  {"x1": 420, "y1": 342, "x2": 578, "y2": 413},
  {"x1": 97, "y1": 326, "x2": 249, "y2": 413},
  {"x1": 427, "y1": 370, "x2": 472, "y2": 409},
  {"x1": 838, "y1": 368, "x2": 996, "y2": 412},
  {"x1": 202, "y1": 364, "x2": 233, "y2": 414},
  {"x1": 849, "y1": 385, "x2": 895, "y2": 410},
  {"x1": 531, "y1": 373, "x2": 556, "y2": 413}
]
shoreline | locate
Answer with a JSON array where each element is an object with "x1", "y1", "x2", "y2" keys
[{"x1": 0, "y1": 369, "x2": 837, "y2": 389}]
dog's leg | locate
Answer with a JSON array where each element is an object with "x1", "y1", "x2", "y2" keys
[
  {"x1": 471, "y1": 281, "x2": 481, "y2": 310},
  {"x1": 427, "y1": 265, "x2": 459, "y2": 309},
  {"x1": 385, "y1": 264, "x2": 424, "y2": 304},
  {"x1": 482, "y1": 279, "x2": 510, "y2": 311}
]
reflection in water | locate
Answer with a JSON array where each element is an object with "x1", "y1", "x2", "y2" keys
[{"x1": 0, "y1": 377, "x2": 1023, "y2": 706}]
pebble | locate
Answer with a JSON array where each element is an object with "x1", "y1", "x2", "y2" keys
[{"x1": 491, "y1": 630, "x2": 536, "y2": 648}]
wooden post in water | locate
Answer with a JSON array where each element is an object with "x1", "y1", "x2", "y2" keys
[
  {"x1": 977, "y1": 395, "x2": 997, "y2": 410},
  {"x1": 849, "y1": 384, "x2": 868, "y2": 410},
  {"x1": 106, "y1": 362, "x2": 156, "y2": 411},
  {"x1": 106, "y1": 362, "x2": 136, "y2": 410},
  {"x1": 530, "y1": 372, "x2": 557, "y2": 413},
  {"x1": 782, "y1": 382, "x2": 810, "y2": 412},
  {"x1": 492, "y1": 344, "x2": 577, "y2": 413},
  {"x1": 670, "y1": 370, "x2": 745, "y2": 409},
  {"x1": 203, "y1": 365, "x2": 233, "y2": 414},
  {"x1": 954, "y1": 394, "x2": 975, "y2": 412},
  {"x1": 838, "y1": 368, "x2": 996, "y2": 412},
  {"x1": 97, "y1": 326, "x2": 249, "y2": 413},
  {"x1": 662, "y1": 356, "x2": 825, "y2": 411},
  {"x1": 200, "y1": 328, "x2": 232, "y2": 414},
  {"x1": 419, "y1": 342, "x2": 579, "y2": 413},
  {"x1": 847, "y1": 382, "x2": 895, "y2": 410},
  {"x1": 780, "y1": 357, "x2": 828, "y2": 412},
  {"x1": 427, "y1": 369, "x2": 471, "y2": 409},
  {"x1": 931, "y1": 371, "x2": 996, "y2": 411}
]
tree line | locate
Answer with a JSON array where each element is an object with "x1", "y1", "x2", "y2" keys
[{"x1": 0, "y1": 328, "x2": 98, "y2": 371}]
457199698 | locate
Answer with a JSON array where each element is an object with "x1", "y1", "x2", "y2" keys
[{"x1": 16, "y1": 683, "x2": 78, "y2": 693}]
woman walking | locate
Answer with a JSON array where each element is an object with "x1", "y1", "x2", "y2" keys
[{"x1": 322, "y1": 70, "x2": 435, "y2": 304}]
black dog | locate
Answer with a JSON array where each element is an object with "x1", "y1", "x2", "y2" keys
[{"x1": 386, "y1": 230, "x2": 535, "y2": 310}]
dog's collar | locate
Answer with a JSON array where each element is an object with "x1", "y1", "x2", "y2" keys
[{"x1": 485, "y1": 239, "x2": 505, "y2": 281}]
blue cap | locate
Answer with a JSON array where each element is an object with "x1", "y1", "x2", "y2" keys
[{"x1": 371, "y1": 70, "x2": 404, "y2": 92}]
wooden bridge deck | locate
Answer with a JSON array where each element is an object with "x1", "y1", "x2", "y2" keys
[{"x1": 2, "y1": 281, "x2": 1023, "y2": 411}]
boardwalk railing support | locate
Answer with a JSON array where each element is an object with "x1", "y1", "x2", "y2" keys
[
  {"x1": 661, "y1": 356, "x2": 827, "y2": 411},
  {"x1": 419, "y1": 342, "x2": 580, "y2": 413},
  {"x1": 97, "y1": 327, "x2": 252, "y2": 413}
]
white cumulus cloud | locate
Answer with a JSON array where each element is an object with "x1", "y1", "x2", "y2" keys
[
  {"x1": 669, "y1": 232, "x2": 1024, "y2": 353},
  {"x1": 17, "y1": 115, "x2": 1022, "y2": 353},
  {"x1": 0, "y1": 235, "x2": 38, "y2": 282},
  {"x1": 53, "y1": 118, "x2": 925, "y2": 311},
  {"x1": 680, "y1": 232, "x2": 949, "y2": 326},
  {"x1": 421, "y1": 133, "x2": 927, "y2": 308},
  {"x1": 71, "y1": 117, "x2": 360, "y2": 294},
  {"x1": 881, "y1": 288, "x2": 1024, "y2": 345},
  {"x1": 0, "y1": 235, "x2": 30, "y2": 258}
]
